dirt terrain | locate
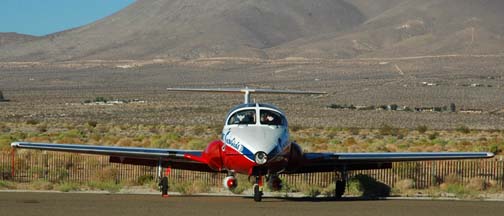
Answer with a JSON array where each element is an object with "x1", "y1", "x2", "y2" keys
[
  {"x1": 1, "y1": 1, "x2": 503, "y2": 129},
  {"x1": 1, "y1": 55, "x2": 503, "y2": 129}
]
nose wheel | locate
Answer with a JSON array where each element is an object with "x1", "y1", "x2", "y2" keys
[{"x1": 253, "y1": 175, "x2": 264, "y2": 202}]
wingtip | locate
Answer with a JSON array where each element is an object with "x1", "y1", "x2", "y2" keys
[{"x1": 10, "y1": 142, "x2": 20, "y2": 148}]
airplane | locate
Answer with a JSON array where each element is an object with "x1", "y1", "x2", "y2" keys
[{"x1": 11, "y1": 87, "x2": 494, "y2": 202}]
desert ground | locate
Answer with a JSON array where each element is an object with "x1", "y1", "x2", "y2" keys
[{"x1": 1, "y1": 56, "x2": 503, "y2": 129}]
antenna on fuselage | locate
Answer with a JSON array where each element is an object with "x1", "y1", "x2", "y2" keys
[{"x1": 166, "y1": 87, "x2": 327, "y2": 104}]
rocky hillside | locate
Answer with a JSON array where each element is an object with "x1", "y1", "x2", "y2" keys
[
  {"x1": 0, "y1": 32, "x2": 38, "y2": 47},
  {"x1": 0, "y1": 0, "x2": 502, "y2": 61}
]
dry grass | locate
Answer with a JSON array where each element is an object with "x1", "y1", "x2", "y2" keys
[{"x1": 1, "y1": 121, "x2": 503, "y2": 156}]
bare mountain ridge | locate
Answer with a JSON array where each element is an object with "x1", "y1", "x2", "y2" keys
[
  {"x1": 0, "y1": 0, "x2": 364, "y2": 61},
  {"x1": 0, "y1": 33, "x2": 38, "y2": 47},
  {"x1": 0, "y1": 0, "x2": 503, "y2": 61},
  {"x1": 272, "y1": 0, "x2": 504, "y2": 58}
]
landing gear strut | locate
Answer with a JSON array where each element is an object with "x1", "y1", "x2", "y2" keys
[
  {"x1": 159, "y1": 176, "x2": 169, "y2": 197},
  {"x1": 253, "y1": 175, "x2": 264, "y2": 202},
  {"x1": 335, "y1": 170, "x2": 347, "y2": 199},
  {"x1": 157, "y1": 160, "x2": 170, "y2": 197}
]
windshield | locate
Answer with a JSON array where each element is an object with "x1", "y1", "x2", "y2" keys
[
  {"x1": 260, "y1": 110, "x2": 284, "y2": 125},
  {"x1": 228, "y1": 109, "x2": 256, "y2": 125}
]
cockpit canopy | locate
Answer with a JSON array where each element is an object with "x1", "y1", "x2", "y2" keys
[
  {"x1": 228, "y1": 109, "x2": 256, "y2": 125},
  {"x1": 226, "y1": 104, "x2": 287, "y2": 126}
]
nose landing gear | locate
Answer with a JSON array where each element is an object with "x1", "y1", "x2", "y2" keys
[{"x1": 253, "y1": 175, "x2": 264, "y2": 202}]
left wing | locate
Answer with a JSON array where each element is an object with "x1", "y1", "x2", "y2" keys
[
  {"x1": 11, "y1": 142, "x2": 217, "y2": 172},
  {"x1": 287, "y1": 152, "x2": 494, "y2": 173}
]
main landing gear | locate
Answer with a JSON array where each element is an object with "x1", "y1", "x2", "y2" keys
[
  {"x1": 157, "y1": 160, "x2": 170, "y2": 197},
  {"x1": 335, "y1": 170, "x2": 347, "y2": 199},
  {"x1": 253, "y1": 175, "x2": 264, "y2": 202},
  {"x1": 159, "y1": 176, "x2": 169, "y2": 197}
]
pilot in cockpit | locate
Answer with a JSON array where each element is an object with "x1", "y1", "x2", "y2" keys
[
  {"x1": 260, "y1": 111, "x2": 276, "y2": 125},
  {"x1": 235, "y1": 111, "x2": 255, "y2": 124}
]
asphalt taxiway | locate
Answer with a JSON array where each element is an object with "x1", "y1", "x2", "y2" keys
[{"x1": 1, "y1": 192, "x2": 503, "y2": 216}]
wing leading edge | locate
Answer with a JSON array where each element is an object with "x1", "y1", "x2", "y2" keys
[
  {"x1": 10, "y1": 142, "x2": 217, "y2": 172},
  {"x1": 286, "y1": 152, "x2": 494, "y2": 174},
  {"x1": 305, "y1": 152, "x2": 494, "y2": 162}
]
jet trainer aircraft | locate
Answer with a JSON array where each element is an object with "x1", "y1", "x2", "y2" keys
[{"x1": 11, "y1": 88, "x2": 494, "y2": 202}]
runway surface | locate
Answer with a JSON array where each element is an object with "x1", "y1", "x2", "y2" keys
[{"x1": 1, "y1": 192, "x2": 503, "y2": 216}]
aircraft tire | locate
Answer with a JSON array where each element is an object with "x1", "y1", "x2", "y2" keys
[
  {"x1": 160, "y1": 176, "x2": 169, "y2": 196},
  {"x1": 253, "y1": 184, "x2": 262, "y2": 202},
  {"x1": 335, "y1": 180, "x2": 345, "y2": 199}
]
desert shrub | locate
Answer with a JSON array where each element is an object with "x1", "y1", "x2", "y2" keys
[
  {"x1": 87, "y1": 121, "x2": 98, "y2": 128},
  {"x1": 466, "y1": 178, "x2": 488, "y2": 191},
  {"x1": 0, "y1": 180, "x2": 16, "y2": 189},
  {"x1": 150, "y1": 133, "x2": 181, "y2": 148},
  {"x1": 440, "y1": 183, "x2": 474, "y2": 198},
  {"x1": 348, "y1": 127, "x2": 360, "y2": 135},
  {"x1": 290, "y1": 125, "x2": 302, "y2": 132},
  {"x1": 321, "y1": 183, "x2": 336, "y2": 197},
  {"x1": 191, "y1": 126, "x2": 206, "y2": 136},
  {"x1": 30, "y1": 179, "x2": 54, "y2": 190},
  {"x1": 443, "y1": 173, "x2": 461, "y2": 184},
  {"x1": 369, "y1": 141, "x2": 387, "y2": 152},
  {"x1": 10, "y1": 131, "x2": 27, "y2": 141},
  {"x1": 428, "y1": 132, "x2": 439, "y2": 140},
  {"x1": 303, "y1": 185, "x2": 322, "y2": 198},
  {"x1": 94, "y1": 96, "x2": 107, "y2": 102},
  {"x1": 347, "y1": 178, "x2": 362, "y2": 196},
  {"x1": 0, "y1": 135, "x2": 14, "y2": 150},
  {"x1": 136, "y1": 174, "x2": 154, "y2": 185},
  {"x1": 343, "y1": 137, "x2": 357, "y2": 146},
  {"x1": 36, "y1": 124, "x2": 48, "y2": 133},
  {"x1": 171, "y1": 179, "x2": 211, "y2": 195},
  {"x1": 393, "y1": 179, "x2": 415, "y2": 193},
  {"x1": 28, "y1": 166, "x2": 45, "y2": 179},
  {"x1": 115, "y1": 137, "x2": 130, "y2": 147},
  {"x1": 188, "y1": 138, "x2": 206, "y2": 150},
  {"x1": 456, "y1": 125, "x2": 471, "y2": 134},
  {"x1": 87, "y1": 181, "x2": 122, "y2": 193},
  {"x1": 93, "y1": 167, "x2": 119, "y2": 182},
  {"x1": 417, "y1": 125, "x2": 428, "y2": 134},
  {"x1": 26, "y1": 119, "x2": 39, "y2": 125},
  {"x1": 57, "y1": 181, "x2": 80, "y2": 192},
  {"x1": 488, "y1": 144, "x2": 502, "y2": 155},
  {"x1": 0, "y1": 123, "x2": 11, "y2": 133},
  {"x1": 379, "y1": 124, "x2": 399, "y2": 136},
  {"x1": 49, "y1": 168, "x2": 69, "y2": 183},
  {"x1": 55, "y1": 131, "x2": 85, "y2": 145}
]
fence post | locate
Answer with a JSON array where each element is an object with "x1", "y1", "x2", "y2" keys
[{"x1": 11, "y1": 149, "x2": 16, "y2": 180}]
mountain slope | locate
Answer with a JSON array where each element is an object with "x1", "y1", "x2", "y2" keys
[
  {"x1": 0, "y1": 33, "x2": 38, "y2": 47},
  {"x1": 270, "y1": 0, "x2": 504, "y2": 58},
  {"x1": 0, "y1": 0, "x2": 364, "y2": 61},
  {"x1": 1, "y1": 0, "x2": 503, "y2": 61}
]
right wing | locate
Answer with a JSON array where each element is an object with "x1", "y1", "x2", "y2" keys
[
  {"x1": 11, "y1": 142, "x2": 219, "y2": 172},
  {"x1": 286, "y1": 151, "x2": 494, "y2": 173}
]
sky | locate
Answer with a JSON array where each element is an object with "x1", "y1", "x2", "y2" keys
[{"x1": 0, "y1": 0, "x2": 135, "y2": 36}]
